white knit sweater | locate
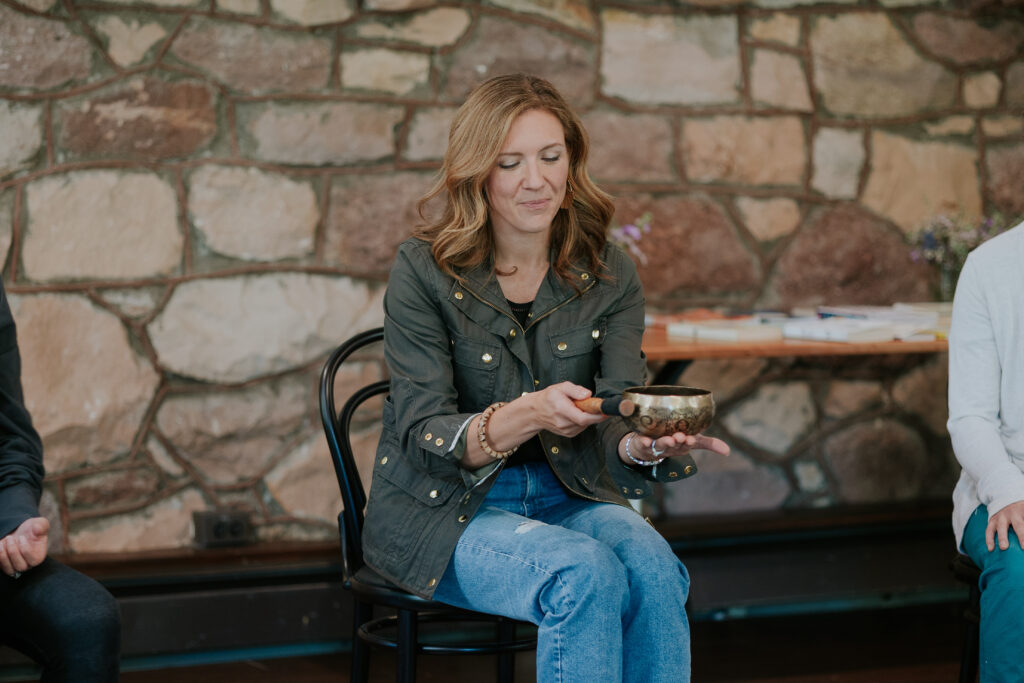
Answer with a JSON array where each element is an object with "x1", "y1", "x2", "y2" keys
[{"x1": 948, "y1": 221, "x2": 1024, "y2": 549}]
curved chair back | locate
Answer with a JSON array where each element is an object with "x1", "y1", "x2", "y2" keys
[{"x1": 318, "y1": 326, "x2": 386, "y2": 580}]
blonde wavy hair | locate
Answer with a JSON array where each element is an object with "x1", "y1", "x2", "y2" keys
[{"x1": 414, "y1": 73, "x2": 615, "y2": 287}]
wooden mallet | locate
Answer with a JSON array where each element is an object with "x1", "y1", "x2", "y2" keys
[{"x1": 573, "y1": 396, "x2": 636, "y2": 417}]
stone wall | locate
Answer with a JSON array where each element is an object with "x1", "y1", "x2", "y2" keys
[{"x1": 1, "y1": 0, "x2": 1021, "y2": 554}]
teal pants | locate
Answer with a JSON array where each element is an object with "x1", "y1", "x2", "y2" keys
[{"x1": 963, "y1": 504, "x2": 1024, "y2": 683}]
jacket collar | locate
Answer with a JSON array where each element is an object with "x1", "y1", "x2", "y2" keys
[{"x1": 458, "y1": 251, "x2": 596, "y2": 323}]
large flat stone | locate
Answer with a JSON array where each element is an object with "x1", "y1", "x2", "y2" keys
[
  {"x1": 683, "y1": 116, "x2": 805, "y2": 186},
  {"x1": 584, "y1": 110, "x2": 677, "y2": 183},
  {"x1": 340, "y1": 48, "x2": 431, "y2": 96},
  {"x1": 56, "y1": 76, "x2": 217, "y2": 161},
  {"x1": 169, "y1": 16, "x2": 332, "y2": 93},
  {"x1": 611, "y1": 193, "x2": 760, "y2": 302},
  {"x1": 862, "y1": 131, "x2": 982, "y2": 233},
  {"x1": 769, "y1": 205, "x2": 932, "y2": 308},
  {"x1": 601, "y1": 10, "x2": 740, "y2": 106},
  {"x1": 825, "y1": 419, "x2": 929, "y2": 503},
  {"x1": 147, "y1": 274, "x2": 385, "y2": 383},
  {"x1": 444, "y1": 16, "x2": 595, "y2": 107},
  {"x1": 911, "y1": 13, "x2": 1024, "y2": 66},
  {"x1": 156, "y1": 376, "x2": 311, "y2": 486},
  {"x1": 23, "y1": 171, "x2": 183, "y2": 281},
  {"x1": 811, "y1": 127, "x2": 864, "y2": 199},
  {"x1": 355, "y1": 7, "x2": 471, "y2": 47},
  {"x1": 239, "y1": 101, "x2": 404, "y2": 165},
  {"x1": 270, "y1": 0, "x2": 354, "y2": 25},
  {"x1": 0, "y1": 6, "x2": 93, "y2": 90},
  {"x1": 811, "y1": 14, "x2": 956, "y2": 118},
  {"x1": 68, "y1": 488, "x2": 206, "y2": 553},
  {"x1": 10, "y1": 293, "x2": 160, "y2": 473},
  {"x1": 661, "y1": 449, "x2": 790, "y2": 515},
  {"x1": 0, "y1": 101, "x2": 43, "y2": 178},
  {"x1": 722, "y1": 382, "x2": 816, "y2": 456},
  {"x1": 324, "y1": 171, "x2": 436, "y2": 277},
  {"x1": 750, "y1": 49, "x2": 812, "y2": 111},
  {"x1": 188, "y1": 165, "x2": 318, "y2": 261}
]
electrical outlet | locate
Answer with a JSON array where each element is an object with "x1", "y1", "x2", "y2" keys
[{"x1": 192, "y1": 510, "x2": 254, "y2": 548}]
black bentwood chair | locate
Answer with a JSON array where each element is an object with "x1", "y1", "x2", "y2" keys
[
  {"x1": 950, "y1": 552, "x2": 981, "y2": 683},
  {"x1": 319, "y1": 327, "x2": 536, "y2": 683}
]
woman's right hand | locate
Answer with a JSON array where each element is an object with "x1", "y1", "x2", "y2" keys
[
  {"x1": 528, "y1": 381, "x2": 608, "y2": 438},
  {"x1": 462, "y1": 382, "x2": 606, "y2": 468}
]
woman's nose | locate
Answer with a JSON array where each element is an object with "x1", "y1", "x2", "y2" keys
[{"x1": 522, "y1": 160, "x2": 544, "y2": 188}]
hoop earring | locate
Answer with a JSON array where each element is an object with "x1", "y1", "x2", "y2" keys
[{"x1": 561, "y1": 180, "x2": 574, "y2": 210}]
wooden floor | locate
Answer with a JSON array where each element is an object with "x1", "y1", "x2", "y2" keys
[{"x1": 114, "y1": 602, "x2": 969, "y2": 682}]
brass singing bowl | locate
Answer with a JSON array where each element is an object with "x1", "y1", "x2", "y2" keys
[{"x1": 621, "y1": 385, "x2": 715, "y2": 438}]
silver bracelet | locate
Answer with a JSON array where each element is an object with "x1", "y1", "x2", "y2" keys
[{"x1": 624, "y1": 433, "x2": 664, "y2": 466}]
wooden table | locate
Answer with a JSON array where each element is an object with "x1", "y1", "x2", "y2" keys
[{"x1": 643, "y1": 325, "x2": 948, "y2": 384}]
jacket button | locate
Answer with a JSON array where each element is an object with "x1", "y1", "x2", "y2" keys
[
  {"x1": 534, "y1": 379, "x2": 540, "y2": 385},
  {"x1": 509, "y1": 329, "x2": 516, "y2": 337},
  {"x1": 380, "y1": 456, "x2": 388, "y2": 465},
  {"x1": 668, "y1": 471, "x2": 679, "y2": 478},
  {"x1": 482, "y1": 353, "x2": 493, "y2": 363},
  {"x1": 521, "y1": 391, "x2": 529, "y2": 396},
  {"x1": 424, "y1": 433, "x2": 432, "y2": 441},
  {"x1": 622, "y1": 487, "x2": 629, "y2": 494},
  {"x1": 684, "y1": 465, "x2": 694, "y2": 475},
  {"x1": 458, "y1": 515, "x2": 468, "y2": 523},
  {"x1": 429, "y1": 578, "x2": 437, "y2": 587},
  {"x1": 557, "y1": 342, "x2": 567, "y2": 351},
  {"x1": 581, "y1": 273, "x2": 589, "y2": 280},
  {"x1": 550, "y1": 446, "x2": 559, "y2": 454},
  {"x1": 435, "y1": 437, "x2": 444, "y2": 447},
  {"x1": 634, "y1": 488, "x2": 644, "y2": 495},
  {"x1": 429, "y1": 490, "x2": 438, "y2": 498},
  {"x1": 454, "y1": 292, "x2": 463, "y2": 300},
  {"x1": 592, "y1": 329, "x2": 600, "y2": 339}
]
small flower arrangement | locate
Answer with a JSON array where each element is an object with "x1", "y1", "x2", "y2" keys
[
  {"x1": 609, "y1": 211, "x2": 653, "y2": 265},
  {"x1": 909, "y1": 212, "x2": 1016, "y2": 299}
]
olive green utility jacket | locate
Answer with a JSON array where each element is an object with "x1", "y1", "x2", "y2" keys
[{"x1": 362, "y1": 237, "x2": 697, "y2": 599}]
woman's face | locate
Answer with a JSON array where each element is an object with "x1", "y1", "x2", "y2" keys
[{"x1": 485, "y1": 108, "x2": 569, "y2": 241}]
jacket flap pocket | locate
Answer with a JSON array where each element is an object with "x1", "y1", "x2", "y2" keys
[
  {"x1": 375, "y1": 457, "x2": 461, "y2": 507},
  {"x1": 451, "y1": 333, "x2": 503, "y2": 370},
  {"x1": 548, "y1": 323, "x2": 603, "y2": 358}
]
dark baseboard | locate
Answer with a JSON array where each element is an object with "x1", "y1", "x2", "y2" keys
[{"x1": 0, "y1": 502, "x2": 968, "y2": 675}]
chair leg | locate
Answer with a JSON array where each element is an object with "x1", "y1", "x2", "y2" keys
[
  {"x1": 351, "y1": 600, "x2": 373, "y2": 683},
  {"x1": 496, "y1": 618, "x2": 517, "y2": 683},
  {"x1": 396, "y1": 609, "x2": 418, "y2": 683},
  {"x1": 960, "y1": 584, "x2": 981, "y2": 683}
]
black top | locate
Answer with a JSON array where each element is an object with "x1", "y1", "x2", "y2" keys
[
  {"x1": 506, "y1": 300, "x2": 545, "y2": 467},
  {"x1": 0, "y1": 282, "x2": 44, "y2": 537}
]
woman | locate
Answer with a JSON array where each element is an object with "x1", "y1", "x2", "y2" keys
[
  {"x1": 362, "y1": 73, "x2": 730, "y2": 682},
  {"x1": 948, "y1": 219, "x2": 1024, "y2": 682}
]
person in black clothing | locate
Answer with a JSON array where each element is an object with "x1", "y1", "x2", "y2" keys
[{"x1": 0, "y1": 281, "x2": 121, "y2": 681}]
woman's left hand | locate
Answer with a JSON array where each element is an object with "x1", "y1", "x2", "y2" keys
[{"x1": 644, "y1": 432, "x2": 730, "y2": 460}]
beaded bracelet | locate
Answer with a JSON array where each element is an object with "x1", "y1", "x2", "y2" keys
[
  {"x1": 623, "y1": 433, "x2": 664, "y2": 467},
  {"x1": 477, "y1": 402, "x2": 519, "y2": 460}
]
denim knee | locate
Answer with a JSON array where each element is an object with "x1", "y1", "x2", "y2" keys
[{"x1": 541, "y1": 538, "x2": 629, "y2": 616}]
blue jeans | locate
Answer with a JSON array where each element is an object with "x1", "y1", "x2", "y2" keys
[
  {"x1": 963, "y1": 504, "x2": 1024, "y2": 683},
  {"x1": 434, "y1": 462, "x2": 690, "y2": 683},
  {"x1": 0, "y1": 557, "x2": 121, "y2": 682}
]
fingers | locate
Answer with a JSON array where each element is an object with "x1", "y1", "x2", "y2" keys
[
  {"x1": 0, "y1": 538, "x2": 12, "y2": 577},
  {"x1": 693, "y1": 435, "x2": 731, "y2": 456},
  {"x1": 986, "y1": 517, "x2": 998, "y2": 552},
  {"x1": 0, "y1": 536, "x2": 25, "y2": 576}
]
